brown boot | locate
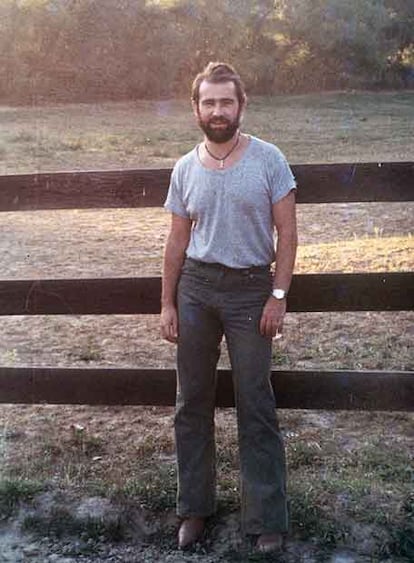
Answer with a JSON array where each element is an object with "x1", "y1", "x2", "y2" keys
[
  {"x1": 178, "y1": 517, "x2": 205, "y2": 549},
  {"x1": 256, "y1": 532, "x2": 283, "y2": 553}
]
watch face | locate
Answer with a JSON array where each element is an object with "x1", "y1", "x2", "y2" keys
[{"x1": 272, "y1": 289, "x2": 286, "y2": 300}]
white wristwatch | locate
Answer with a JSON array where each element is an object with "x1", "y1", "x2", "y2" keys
[{"x1": 271, "y1": 288, "x2": 286, "y2": 300}]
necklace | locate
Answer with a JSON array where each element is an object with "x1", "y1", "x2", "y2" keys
[{"x1": 204, "y1": 132, "x2": 240, "y2": 169}]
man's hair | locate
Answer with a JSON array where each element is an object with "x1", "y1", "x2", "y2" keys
[{"x1": 191, "y1": 62, "x2": 246, "y2": 106}]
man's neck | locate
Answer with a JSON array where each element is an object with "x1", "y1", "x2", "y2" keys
[{"x1": 204, "y1": 131, "x2": 240, "y2": 156}]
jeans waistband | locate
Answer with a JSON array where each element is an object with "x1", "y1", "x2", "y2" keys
[{"x1": 185, "y1": 257, "x2": 271, "y2": 275}]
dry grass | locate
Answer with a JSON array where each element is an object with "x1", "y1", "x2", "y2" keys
[
  {"x1": 296, "y1": 235, "x2": 414, "y2": 273},
  {"x1": 0, "y1": 91, "x2": 413, "y2": 175},
  {"x1": 0, "y1": 92, "x2": 413, "y2": 560}
]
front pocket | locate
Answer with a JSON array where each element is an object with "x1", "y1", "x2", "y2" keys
[{"x1": 245, "y1": 270, "x2": 273, "y2": 291}]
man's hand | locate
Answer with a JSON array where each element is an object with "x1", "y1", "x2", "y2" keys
[
  {"x1": 160, "y1": 304, "x2": 179, "y2": 343},
  {"x1": 259, "y1": 297, "x2": 286, "y2": 338}
]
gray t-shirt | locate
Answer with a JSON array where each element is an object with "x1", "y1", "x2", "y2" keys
[{"x1": 164, "y1": 136, "x2": 296, "y2": 268}]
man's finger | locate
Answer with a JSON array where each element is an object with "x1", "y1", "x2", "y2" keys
[
  {"x1": 169, "y1": 318, "x2": 178, "y2": 343},
  {"x1": 271, "y1": 319, "x2": 280, "y2": 338},
  {"x1": 261, "y1": 314, "x2": 284, "y2": 339},
  {"x1": 163, "y1": 330, "x2": 177, "y2": 344},
  {"x1": 162, "y1": 317, "x2": 178, "y2": 343},
  {"x1": 264, "y1": 316, "x2": 275, "y2": 338},
  {"x1": 260, "y1": 312, "x2": 271, "y2": 337}
]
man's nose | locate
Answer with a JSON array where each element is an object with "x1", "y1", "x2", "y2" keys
[{"x1": 212, "y1": 103, "x2": 224, "y2": 116}]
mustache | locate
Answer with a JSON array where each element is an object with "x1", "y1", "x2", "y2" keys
[{"x1": 208, "y1": 117, "x2": 231, "y2": 125}]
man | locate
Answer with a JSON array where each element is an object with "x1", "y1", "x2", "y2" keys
[{"x1": 160, "y1": 62, "x2": 297, "y2": 553}]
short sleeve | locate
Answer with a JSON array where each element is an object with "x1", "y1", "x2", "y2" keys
[
  {"x1": 269, "y1": 149, "x2": 297, "y2": 204},
  {"x1": 164, "y1": 163, "x2": 189, "y2": 218}
]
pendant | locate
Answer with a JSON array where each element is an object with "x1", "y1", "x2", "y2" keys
[{"x1": 220, "y1": 160, "x2": 224, "y2": 169}]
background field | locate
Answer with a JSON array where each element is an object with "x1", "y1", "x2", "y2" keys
[{"x1": 0, "y1": 91, "x2": 413, "y2": 562}]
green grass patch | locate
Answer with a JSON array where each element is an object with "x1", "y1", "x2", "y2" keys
[
  {"x1": 271, "y1": 347, "x2": 290, "y2": 366},
  {"x1": 321, "y1": 475, "x2": 372, "y2": 499},
  {"x1": 388, "y1": 493, "x2": 414, "y2": 559},
  {"x1": 23, "y1": 505, "x2": 125, "y2": 543},
  {"x1": 346, "y1": 441, "x2": 413, "y2": 483},
  {"x1": 135, "y1": 432, "x2": 174, "y2": 458},
  {"x1": 0, "y1": 478, "x2": 43, "y2": 519},
  {"x1": 284, "y1": 434, "x2": 414, "y2": 556},
  {"x1": 288, "y1": 483, "x2": 350, "y2": 547},
  {"x1": 287, "y1": 441, "x2": 323, "y2": 470},
  {"x1": 118, "y1": 466, "x2": 176, "y2": 512}
]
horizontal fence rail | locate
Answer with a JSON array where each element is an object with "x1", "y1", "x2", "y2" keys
[
  {"x1": 0, "y1": 162, "x2": 413, "y2": 211},
  {"x1": 0, "y1": 273, "x2": 413, "y2": 315},
  {"x1": 0, "y1": 367, "x2": 412, "y2": 411},
  {"x1": 0, "y1": 162, "x2": 413, "y2": 411}
]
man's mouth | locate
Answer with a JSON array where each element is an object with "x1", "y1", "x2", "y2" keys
[{"x1": 210, "y1": 121, "x2": 229, "y2": 127}]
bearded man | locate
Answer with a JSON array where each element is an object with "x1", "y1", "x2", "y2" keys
[{"x1": 160, "y1": 62, "x2": 297, "y2": 553}]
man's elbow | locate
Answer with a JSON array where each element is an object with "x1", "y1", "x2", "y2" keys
[{"x1": 166, "y1": 231, "x2": 190, "y2": 258}]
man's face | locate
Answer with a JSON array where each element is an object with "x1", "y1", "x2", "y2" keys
[{"x1": 193, "y1": 80, "x2": 244, "y2": 143}]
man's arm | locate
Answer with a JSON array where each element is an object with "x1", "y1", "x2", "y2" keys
[
  {"x1": 259, "y1": 190, "x2": 297, "y2": 338},
  {"x1": 160, "y1": 213, "x2": 192, "y2": 343}
]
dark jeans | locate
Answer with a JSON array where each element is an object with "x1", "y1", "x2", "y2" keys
[{"x1": 175, "y1": 258, "x2": 288, "y2": 534}]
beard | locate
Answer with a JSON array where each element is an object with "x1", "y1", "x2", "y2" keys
[{"x1": 197, "y1": 112, "x2": 241, "y2": 143}]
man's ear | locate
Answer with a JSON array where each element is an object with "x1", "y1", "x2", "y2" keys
[
  {"x1": 239, "y1": 94, "x2": 248, "y2": 122},
  {"x1": 191, "y1": 99, "x2": 199, "y2": 118}
]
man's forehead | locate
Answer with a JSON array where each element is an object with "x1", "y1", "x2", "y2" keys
[{"x1": 198, "y1": 80, "x2": 238, "y2": 100}]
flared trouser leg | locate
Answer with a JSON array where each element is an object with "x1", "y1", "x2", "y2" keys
[
  {"x1": 225, "y1": 323, "x2": 288, "y2": 534},
  {"x1": 222, "y1": 269, "x2": 288, "y2": 534},
  {"x1": 175, "y1": 275, "x2": 223, "y2": 517}
]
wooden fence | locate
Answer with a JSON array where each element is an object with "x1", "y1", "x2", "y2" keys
[{"x1": 0, "y1": 162, "x2": 413, "y2": 411}]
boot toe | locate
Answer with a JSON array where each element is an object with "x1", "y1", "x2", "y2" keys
[
  {"x1": 256, "y1": 532, "x2": 283, "y2": 553},
  {"x1": 178, "y1": 517, "x2": 205, "y2": 549}
]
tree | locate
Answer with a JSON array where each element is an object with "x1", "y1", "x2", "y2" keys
[
  {"x1": 277, "y1": 0, "x2": 412, "y2": 89},
  {"x1": 1, "y1": 0, "x2": 412, "y2": 102}
]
